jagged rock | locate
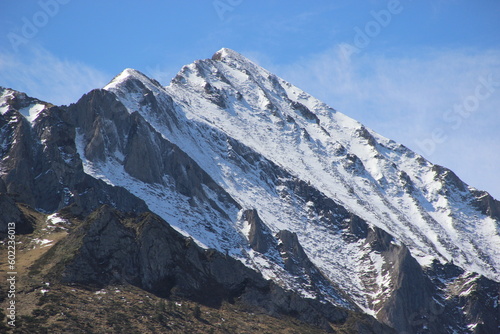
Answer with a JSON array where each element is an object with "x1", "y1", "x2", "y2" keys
[
  {"x1": 242, "y1": 208, "x2": 275, "y2": 253},
  {"x1": 123, "y1": 112, "x2": 164, "y2": 184},
  {"x1": 276, "y1": 230, "x2": 311, "y2": 274},
  {"x1": 427, "y1": 260, "x2": 465, "y2": 283},
  {"x1": 274, "y1": 228, "x2": 355, "y2": 309},
  {"x1": 2, "y1": 46, "x2": 500, "y2": 334},
  {"x1": 347, "y1": 213, "x2": 369, "y2": 240},
  {"x1": 432, "y1": 165, "x2": 467, "y2": 193},
  {"x1": 471, "y1": 189, "x2": 500, "y2": 220},
  {"x1": 366, "y1": 226, "x2": 393, "y2": 252},
  {"x1": 344, "y1": 153, "x2": 366, "y2": 173},
  {"x1": 54, "y1": 206, "x2": 391, "y2": 333},
  {"x1": 289, "y1": 100, "x2": 320, "y2": 124},
  {"x1": 67, "y1": 89, "x2": 132, "y2": 162},
  {"x1": 68, "y1": 89, "x2": 239, "y2": 212},
  {"x1": 424, "y1": 261, "x2": 500, "y2": 333},
  {"x1": 376, "y1": 244, "x2": 436, "y2": 333},
  {"x1": 355, "y1": 126, "x2": 377, "y2": 147},
  {"x1": 0, "y1": 113, "x2": 37, "y2": 206},
  {"x1": 459, "y1": 276, "x2": 500, "y2": 333},
  {"x1": 0, "y1": 90, "x2": 148, "y2": 214}
]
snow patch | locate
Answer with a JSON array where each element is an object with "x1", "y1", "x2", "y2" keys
[{"x1": 19, "y1": 103, "x2": 45, "y2": 122}]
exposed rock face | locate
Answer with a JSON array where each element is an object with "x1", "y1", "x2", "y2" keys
[
  {"x1": 56, "y1": 206, "x2": 393, "y2": 333},
  {"x1": 66, "y1": 88, "x2": 239, "y2": 211},
  {"x1": 0, "y1": 109, "x2": 37, "y2": 205},
  {"x1": 460, "y1": 276, "x2": 500, "y2": 333},
  {"x1": 276, "y1": 230, "x2": 311, "y2": 274},
  {"x1": 62, "y1": 205, "x2": 264, "y2": 302},
  {"x1": 424, "y1": 262, "x2": 500, "y2": 334},
  {"x1": 242, "y1": 208, "x2": 275, "y2": 253},
  {"x1": 1, "y1": 47, "x2": 500, "y2": 334},
  {"x1": 375, "y1": 244, "x2": 435, "y2": 333},
  {"x1": 67, "y1": 88, "x2": 131, "y2": 163},
  {"x1": 366, "y1": 225, "x2": 393, "y2": 252},
  {"x1": 471, "y1": 189, "x2": 500, "y2": 220},
  {"x1": 0, "y1": 89, "x2": 147, "y2": 215}
]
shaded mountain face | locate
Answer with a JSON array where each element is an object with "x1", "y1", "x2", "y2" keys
[
  {"x1": 0, "y1": 87, "x2": 148, "y2": 216},
  {"x1": 1, "y1": 48, "x2": 499, "y2": 333},
  {"x1": 55, "y1": 205, "x2": 392, "y2": 333}
]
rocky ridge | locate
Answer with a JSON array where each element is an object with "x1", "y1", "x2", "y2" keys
[{"x1": 1, "y1": 48, "x2": 499, "y2": 333}]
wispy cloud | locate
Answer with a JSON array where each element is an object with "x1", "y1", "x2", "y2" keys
[
  {"x1": 261, "y1": 46, "x2": 500, "y2": 197},
  {"x1": 143, "y1": 63, "x2": 180, "y2": 87},
  {"x1": 0, "y1": 45, "x2": 109, "y2": 105}
]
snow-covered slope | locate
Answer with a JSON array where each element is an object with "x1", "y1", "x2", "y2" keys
[
  {"x1": 105, "y1": 48, "x2": 500, "y2": 281},
  {"x1": 166, "y1": 48, "x2": 500, "y2": 279},
  {"x1": 97, "y1": 49, "x2": 500, "y2": 332},
  {"x1": 4, "y1": 48, "x2": 493, "y2": 332},
  {"x1": 0, "y1": 88, "x2": 49, "y2": 122},
  {"x1": 103, "y1": 66, "x2": 381, "y2": 311}
]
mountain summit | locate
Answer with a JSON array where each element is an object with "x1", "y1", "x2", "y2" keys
[{"x1": 1, "y1": 49, "x2": 499, "y2": 333}]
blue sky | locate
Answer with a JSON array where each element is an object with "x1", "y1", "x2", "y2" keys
[{"x1": 1, "y1": 0, "x2": 499, "y2": 198}]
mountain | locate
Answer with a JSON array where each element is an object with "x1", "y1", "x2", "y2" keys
[{"x1": 1, "y1": 48, "x2": 499, "y2": 333}]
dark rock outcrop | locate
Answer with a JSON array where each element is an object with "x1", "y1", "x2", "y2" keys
[
  {"x1": 471, "y1": 189, "x2": 500, "y2": 220},
  {"x1": 276, "y1": 230, "x2": 311, "y2": 274},
  {"x1": 459, "y1": 276, "x2": 500, "y2": 333},
  {"x1": 425, "y1": 261, "x2": 500, "y2": 334},
  {"x1": 366, "y1": 226, "x2": 393, "y2": 253},
  {"x1": 374, "y1": 240, "x2": 440, "y2": 333},
  {"x1": 289, "y1": 100, "x2": 320, "y2": 124},
  {"x1": 0, "y1": 110, "x2": 37, "y2": 206},
  {"x1": 242, "y1": 208, "x2": 275, "y2": 253},
  {"x1": 0, "y1": 91, "x2": 147, "y2": 215},
  {"x1": 2, "y1": 47, "x2": 499, "y2": 333},
  {"x1": 53, "y1": 206, "x2": 392, "y2": 333},
  {"x1": 432, "y1": 165, "x2": 467, "y2": 194},
  {"x1": 67, "y1": 89, "x2": 239, "y2": 212}
]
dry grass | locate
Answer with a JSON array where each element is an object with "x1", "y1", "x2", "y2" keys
[{"x1": 3, "y1": 283, "x2": 333, "y2": 334}]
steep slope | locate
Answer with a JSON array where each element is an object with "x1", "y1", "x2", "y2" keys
[
  {"x1": 0, "y1": 87, "x2": 147, "y2": 215},
  {"x1": 1, "y1": 47, "x2": 499, "y2": 333},
  {"x1": 164, "y1": 48, "x2": 500, "y2": 281},
  {"x1": 101, "y1": 49, "x2": 499, "y2": 333},
  {"x1": 103, "y1": 68, "x2": 410, "y2": 314},
  {"x1": 0, "y1": 199, "x2": 392, "y2": 333},
  {"x1": 0, "y1": 89, "x2": 392, "y2": 333},
  {"x1": 54, "y1": 205, "x2": 381, "y2": 332},
  {"x1": 65, "y1": 87, "x2": 357, "y2": 309}
]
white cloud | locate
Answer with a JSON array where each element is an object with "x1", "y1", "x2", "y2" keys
[
  {"x1": 0, "y1": 45, "x2": 109, "y2": 105},
  {"x1": 266, "y1": 46, "x2": 500, "y2": 198}
]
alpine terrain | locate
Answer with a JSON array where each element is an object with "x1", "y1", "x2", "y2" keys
[{"x1": 1, "y1": 48, "x2": 499, "y2": 333}]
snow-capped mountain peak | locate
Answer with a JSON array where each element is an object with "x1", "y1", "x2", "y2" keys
[
  {"x1": 92, "y1": 49, "x2": 500, "y2": 332},
  {"x1": 212, "y1": 47, "x2": 248, "y2": 62},
  {"x1": 160, "y1": 49, "x2": 500, "y2": 282},
  {"x1": 4, "y1": 48, "x2": 498, "y2": 333},
  {"x1": 104, "y1": 68, "x2": 164, "y2": 95},
  {"x1": 0, "y1": 87, "x2": 49, "y2": 123}
]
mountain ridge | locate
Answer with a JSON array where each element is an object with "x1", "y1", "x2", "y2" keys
[
  {"x1": 1, "y1": 48, "x2": 499, "y2": 333},
  {"x1": 103, "y1": 48, "x2": 499, "y2": 280}
]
